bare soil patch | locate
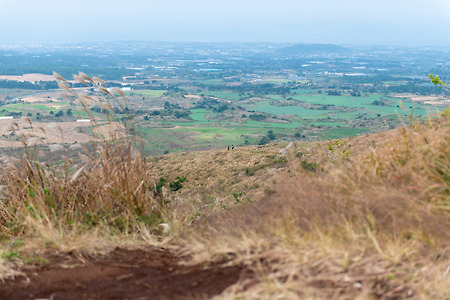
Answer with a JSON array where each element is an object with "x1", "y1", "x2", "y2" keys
[
  {"x1": 392, "y1": 93, "x2": 450, "y2": 105},
  {"x1": 0, "y1": 247, "x2": 248, "y2": 300},
  {"x1": 21, "y1": 96, "x2": 59, "y2": 103},
  {"x1": 0, "y1": 119, "x2": 123, "y2": 148},
  {"x1": 0, "y1": 74, "x2": 55, "y2": 83},
  {"x1": 0, "y1": 119, "x2": 92, "y2": 148}
]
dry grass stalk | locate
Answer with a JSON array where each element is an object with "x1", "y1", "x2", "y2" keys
[
  {"x1": 0, "y1": 73, "x2": 164, "y2": 243},
  {"x1": 0, "y1": 73, "x2": 448, "y2": 298},
  {"x1": 185, "y1": 114, "x2": 450, "y2": 299}
]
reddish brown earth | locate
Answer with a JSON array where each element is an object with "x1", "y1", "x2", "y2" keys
[{"x1": 0, "y1": 247, "x2": 249, "y2": 300}]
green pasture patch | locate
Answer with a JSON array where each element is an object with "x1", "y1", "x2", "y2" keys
[
  {"x1": 288, "y1": 93, "x2": 434, "y2": 118},
  {"x1": 0, "y1": 107, "x2": 21, "y2": 113},
  {"x1": 203, "y1": 91, "x2": 243, "y2": 101},
  {"x1": 3, "y1": 103, "x2": 68, "y2": 112},
  {"x1": 249, "y1": 101, "x2": 329, "y2": 118},
  {"x1": 291, "y1": 94, "x2": 367, "y2": 108},
  {"x1": 190, "y1": 109, "x2": 208, "y2": 122},
  {"x1": 245, "y1": 120, "x2": 303, "y2": 129},
  {"x1": 74, "y1": 110, "x2": 106, "y2": 119},
  {"x1": 3, "y1": 103, "x2": 30, "y2": 110},
  {"x1": 189, "y1": 109, "x2": 219, "y2": 122},
  {"x1": 139, "y1": 127, "x2": 190, "y2": 146},
  {"x1": 139, "y1": 125, "x2": 262, "y2": 153},
  {"x1": 0, "y1": 89, "x2": 26, "y2": 95},
  {"x1": 359, "y1": 95, "x2": 431, "y2": 117},
  {"x1": 164, "y1": 121, "x2": 199, "y2": 126},
  {"x1": 0, "y1": 89, "x2": 12, "y2": 95},
  {"x1": 28, "y1": 104, "x2": 60, "y2": 111},
  {"x1": 364, "y1": 106, "x2": 406, "y2": 117},
  {"x1": 175, "y1": 125, "x2": 257, "y2": 136},
  {"x1": 187, "y1": 127, "x2": 248, "y2": 142}
]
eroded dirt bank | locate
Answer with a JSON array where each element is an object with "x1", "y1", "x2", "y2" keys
[{"x1": 0, "y1": 247, "x2": 249, "y2": 300}]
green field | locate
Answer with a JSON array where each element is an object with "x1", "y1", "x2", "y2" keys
[
  {"x1": 290, "y1": 94, "x2": 375, "y2": 108},
  {"x1": 244, "y1": 120, "x2": 303, "y2": 128},
  {"x1": 0, "y1": 82, "x2": 444, "y2": 156},
  {"x1": 0, "y1": 89, "x2": 27, "y2": 95},
  {"x1": 0, "y1": 100, "x2": 108, "y2": 121},
  {"x1": 3, "y1": 103, "x2": 67, "y2": 112},
  {"x1": 138, "y1": 124, "x2": 266, "y2": 155},
  {"x1": 248, "y1": 94, "x2": 434, "y2": 120},
  {"x1": 138, "y1": 91, "x2": 440, "y2": 155},
  {"x1": 249, "y1": 101, "x2": 329, "y2": 119},
  {"x1": 189, "y1": 109, "x2": 219, "y2": 122}
]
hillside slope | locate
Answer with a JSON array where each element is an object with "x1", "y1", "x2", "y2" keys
[{"x1": 0, "y1": 112, "x2": 449, "y2": 299}]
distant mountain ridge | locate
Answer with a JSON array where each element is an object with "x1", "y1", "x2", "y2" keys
[{"x1": 276, "y1": 43, "x2": 349, "y2": 55}]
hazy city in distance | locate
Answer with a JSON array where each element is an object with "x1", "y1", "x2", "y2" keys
[
  {"x1": 1, "y1": 0, "x2": 450, "y2": 46},
  {"x1": 0, "y1": 1, "x2": 450, "y2": 299},
  {"x1": 0, "y1": 0, "x2": 449, "y2": 153}
]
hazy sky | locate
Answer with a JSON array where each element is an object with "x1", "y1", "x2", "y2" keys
[{"x1": 1, "y1": 0, "x2": 450, "y2": 45}]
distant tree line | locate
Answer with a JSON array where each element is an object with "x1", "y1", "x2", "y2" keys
[
  {"x1": 249, "y1": 113, "x2": 267, "y2": 121},
  {"x1": 258, "y1": 130, "x2": 276, "y2": 145},
  {"x1": 0, "y1": 80, "x2": 58, "y2": 90},
  {"x1": 143, "y1": 101, "x2": 190, "y2": 120},
  {"x1": 327, "y1": 90, "x2": 342, "y2": 96},
  {"x1": 194, "y1": 98, "x2": 231, "y2": 113},
  {"x1": 194, "y1": 82, "x2": 291, "y2": 95},
  {"x1": 386, "y1": 85, "x2": 447, "y2": 95}
]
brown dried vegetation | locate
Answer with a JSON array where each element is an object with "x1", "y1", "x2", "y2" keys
[
  {"x1": 0, "y1": 74, "x2": 449, "y2": 299},
  {"x1": 186, "y1": 114, "x2": 450, "y2": 299}
]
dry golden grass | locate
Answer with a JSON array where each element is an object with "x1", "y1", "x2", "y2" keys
[
  {"x1": 0, "y1": 118, "x2": 99, "y2": 148},
  {"x1": 148, "y1": 143, "x2": 290, "y2": 204},
  {"x1": 0, "y1": 73, "x2": 171, "y2": 280},
  {"x1": 0, "y1": 73, "x2": 55, "y2": 83},
  {"x1": 180, "y1": 114, "x2": 450, "y2": 299},
  {"x1": 0, "y1": 73, "x2": 162, "y2": 241}
]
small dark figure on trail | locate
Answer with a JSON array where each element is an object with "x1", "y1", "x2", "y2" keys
[
  {"x1": 232, "y1": 145, "x2": 235, "y2": 150},
  {"x1": 227, "y1": 146, "x2": 230, "y2": 150}
]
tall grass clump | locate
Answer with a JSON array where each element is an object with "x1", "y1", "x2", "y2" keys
[
  {"x1": 186, "y1": 112, "x2": 450, "y2": 299},
  {"x1": 0, "y1": 73, "x2": 162, "y2": 241}
]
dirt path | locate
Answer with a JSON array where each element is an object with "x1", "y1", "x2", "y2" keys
[{"x1": 0, "y1": 247, "x2": 248, "y2": 300}]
